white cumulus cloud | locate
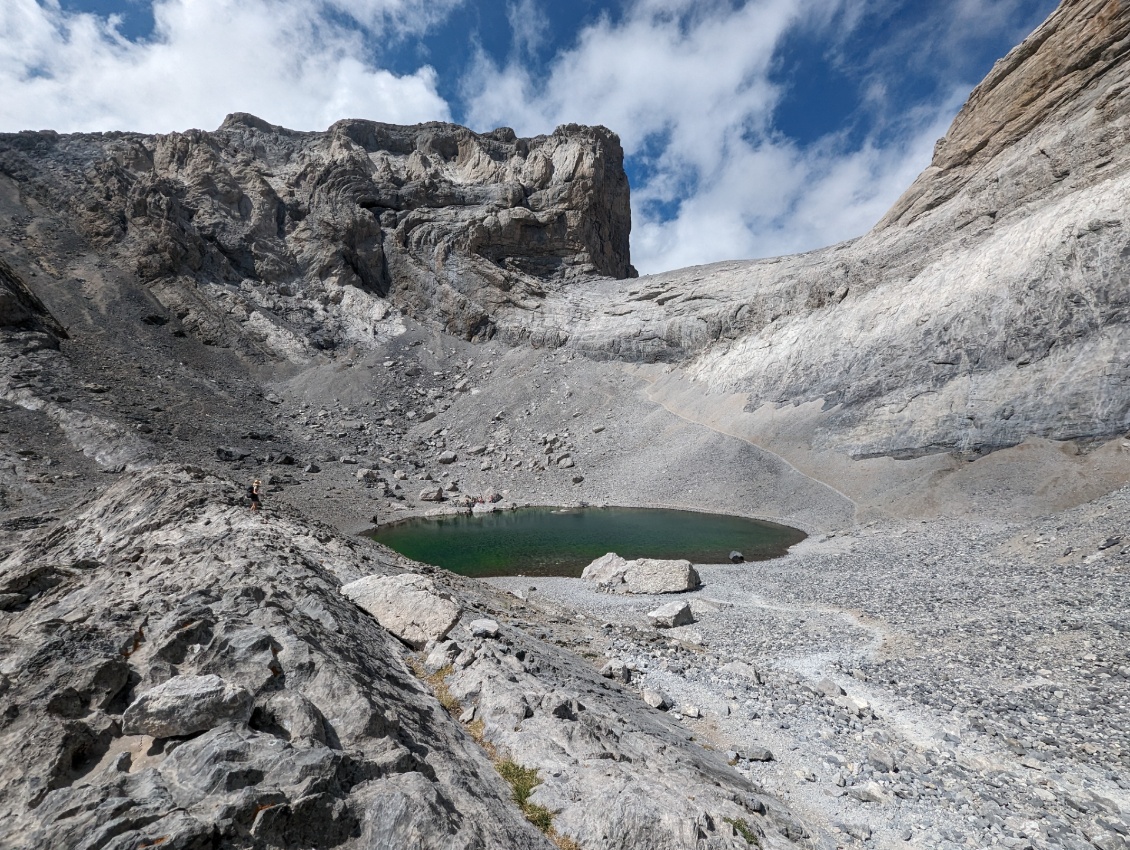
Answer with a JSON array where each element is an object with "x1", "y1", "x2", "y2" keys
[{"x1": 0, "y1": 0, "x2": 455, "y2": 134}]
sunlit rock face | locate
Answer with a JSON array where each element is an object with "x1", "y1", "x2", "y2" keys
[
  {"x1": 0, "y1": 114, "x2": 633, "y2": 353},
  {"x1": 496, "y1": 0, "x2": 1130, "y2": 460}
]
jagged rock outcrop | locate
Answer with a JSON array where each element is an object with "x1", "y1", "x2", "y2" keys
[
  {"x1": 0, "y1": 116, "x2": 633, "y2": 356},
  {"x1": 0, "y1": 255, "x2": 66, "y2": 343}
]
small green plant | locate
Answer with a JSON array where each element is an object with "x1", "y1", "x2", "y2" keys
[
  {"x1": 496, "y1": 759, "x2": 578, "y2": 842},
  {"x1": 410, "y1": 660, "x2": 581, "y2": 847},
  {"x1": 497, "y1": 759, "x2": 541, "y2": 807},
  {"x1": 524, "y1": 802, "x2": 554, "y2": 833},
  {"x1": 723, "y1": 817, "x2": 760, "y2": 847}
]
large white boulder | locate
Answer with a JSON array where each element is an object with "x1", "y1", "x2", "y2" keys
[
  {"x1": 341, "y1": 573, "x2": 461, "y2": 650},
  {"x1": 581, "y1": 553, "x2": 701, "y2": 594},
  {"x1": 625, "y1": 558, "x2": 701, "y2": 594},
  {"x1": 580, "y1": 552, "x2": 629, "y2": 587}
]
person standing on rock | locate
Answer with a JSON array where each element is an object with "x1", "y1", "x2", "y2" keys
[{"x1": 249, "y1": 479, "x2": 261, "y2": 513}]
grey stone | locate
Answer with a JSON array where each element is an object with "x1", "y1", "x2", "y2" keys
[
  {"x1": 424, "y1": 640, "x2": 461, "y2": 674},
  {"x1": 816, "y1": 677, "x2": 845, "y2": 698},
  {"x1": 647, "y1": 601, "x2": 694, "y2": 629},
  {"x1": 847, "y1": 782, "x2": 888, "y2": 803},
  {"x1": 720, "y1": 660, "x2": 763, "y2": 684},
  {"x1": 641, "y1": 688, "x2": 670, "y2": 710},
  {"x1": 867, "y1": 745, "x2": 897, "y2": 773},
  {"x1": 468, "y1": 619, "x2": 500, "y2": 639},
  {"x1": 624, "y1": 558, "x2": 701, "y2": 594},
  {"x1": 580, "y1": 553, "x2": 701, "y2": 594},
  {"x1": 599, "y1": 660, "x2": 632, "y2": 683},
  {"x1": 122, "y1": 674, "x2": 252, "y2": 739},
  {"x1": 341, "y1": 573, "x2": 461, "y2": 650}
]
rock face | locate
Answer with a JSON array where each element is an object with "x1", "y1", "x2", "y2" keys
[
  {"x1": 341, "y1": 573, "x2": 462, "y2": 649},
  {"x1": 0, "y1": 256, "x2": 66, "y2": 342},
  {"x1": 0, "y1": 467, "x2": 553, "y2": 850},
  {"x1": 0, "y1": 116, "x2": 633, "y2": 356},
  {"x1": 492, "y1": 0, "x2": 1130, "y2": 461}
]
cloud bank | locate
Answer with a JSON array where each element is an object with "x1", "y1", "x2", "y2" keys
[
  {"x1": 0, "y1": 0, "x2": 453, "y2": 134},
  {"x1": 465, "y1": 0, "x2": 1033, "y2": 273}
]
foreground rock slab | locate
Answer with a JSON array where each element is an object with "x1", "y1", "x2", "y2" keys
[
  {"x1": 341, "y1": 573, "x2": 462, "y2": 650},
  {"x1": 0, "y1": 466, "x2": 552, "y2": 850}
]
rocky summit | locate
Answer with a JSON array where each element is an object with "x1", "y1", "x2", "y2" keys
[{"x1": 1, "y1": 1, "x2": 1129, "y2": 849}]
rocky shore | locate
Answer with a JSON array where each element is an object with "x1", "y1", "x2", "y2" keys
[{"x1": 487, "y1": 495, "x2": 1130, "y2": 849}]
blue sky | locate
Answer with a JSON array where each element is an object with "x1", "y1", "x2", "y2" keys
[{"x1": 2, "y1": 0, "x2": 1059, "y2": 273}]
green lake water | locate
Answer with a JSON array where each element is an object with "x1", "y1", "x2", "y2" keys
[{"x1": 368, "y1": 506, "x2": 806, "y2": 578}]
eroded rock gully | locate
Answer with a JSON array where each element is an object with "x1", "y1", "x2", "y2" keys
[{"x1": 1, "y1": 0, "x2": 1129, "y2": 848}]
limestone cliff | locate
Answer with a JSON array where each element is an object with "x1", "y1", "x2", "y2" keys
[
  {"x1": 0, "y1": 115, "x2": 633, "y2": 353},
  {"x1": 497, "y1": 0, "x2": 1130, "y2": 461}
]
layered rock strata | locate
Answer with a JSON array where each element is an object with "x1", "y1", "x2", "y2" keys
[
  {"x1": 493, "y1": 0, "x2": 1130, "y2": 460},
  {"x1": 0, "y1": 115, "x2": 633, "y2": 355}
]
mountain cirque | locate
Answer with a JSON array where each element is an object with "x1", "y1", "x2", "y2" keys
[{"x1": 0, "y1": 0, "x2": 1129, "y2": 848}]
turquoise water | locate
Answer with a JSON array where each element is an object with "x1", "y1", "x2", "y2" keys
[{"x1": 369, "y1": 506, "x2": 806, "y2": 578}]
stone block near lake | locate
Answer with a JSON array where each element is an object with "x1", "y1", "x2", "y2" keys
[
  {"x1": 625, "y1": 558, "x2": 701, "y2": 594},
  {"x1": 648, "y1": 601, "x2": 694, "y2": 629},
  {"x1": 582, "y1": 553, "x2": 701, "y2": 594},
  {"x1": 580, "y1": 552, "x2": 630, "y2": 587},
  {"x1": 341, "y1": 574, "x2": 461, "y2": 650}
]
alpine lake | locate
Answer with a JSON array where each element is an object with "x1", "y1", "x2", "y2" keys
[{"x1": 368, "y1": 506, "x2": 806, "y2": 578}]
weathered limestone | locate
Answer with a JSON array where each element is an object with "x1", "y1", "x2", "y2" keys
[
  {"x1": 488, "y1": 0, "x2": 1130, "y2": 465},
  {"x1": 0, "y1": 117, "x2": 634, "y2": 358},
  {"x1": 340, "y1": 573, "x2": 461, "y2": 650},
  {"x1": 0, "y1": 468, "x2": 551, "y2": 850},
  {"x1": 122, "y1": 674, "x2": 252, "y2": 739}
]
